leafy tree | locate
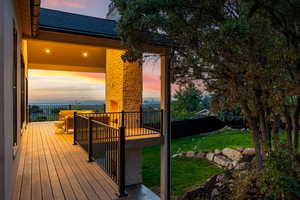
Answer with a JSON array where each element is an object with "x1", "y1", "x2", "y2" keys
[
  {"x1": 171, "y1": 83, "x2": 203, "y2": 120},
  {"x1": 250, "y1": 0, "x2": 300, "y2": 156},
  {"x1": 218, "y1": 107, "x2": 244, "y2": 128},
  {"x1": 201, "y1": 95, "x2": 212, "y2": 110},
  {"x1": 113, "y1": 0, "x2": 300, "y2": 171}
]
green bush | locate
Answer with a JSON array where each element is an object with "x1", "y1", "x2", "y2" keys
[{"x1": 232, "y1": 147, "x2": 300, "y2": 200}]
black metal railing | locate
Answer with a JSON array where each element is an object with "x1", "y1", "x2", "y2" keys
[
  {"x1": 78, "y1": 110, "x2": 162, "y2": 137},
  {"x1": 28, "y1": 104, "x2": 105, "y2": 122},
  {"x1": 74, "y1": 109, "x2": 163, "y2": 197},
  {"x1": 141, "y1": 109, "x2": 162, "y2": 133},
  {"x1": 91, "y1": 119, "x2": 126, "y2": 194},
  {"x1": 74, "y1": 114, "x2": 89, "y2": 152}
]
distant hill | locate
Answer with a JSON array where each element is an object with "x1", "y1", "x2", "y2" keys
[{"x1": 29, "y1": 100, "x2": 105, "y2": 105}]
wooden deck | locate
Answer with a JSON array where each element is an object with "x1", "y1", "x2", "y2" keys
[{"x1": 13, "y1": 122, "x2": 119, "y2": 200}]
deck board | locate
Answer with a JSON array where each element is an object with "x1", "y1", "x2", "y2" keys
[{"x1": 14, "y1": 122, "x2": 119, "y2": 200}]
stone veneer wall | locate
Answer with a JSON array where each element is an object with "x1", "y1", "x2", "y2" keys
[{"x1": 105, "y1": 49, "x2": 142, "y2": 113}]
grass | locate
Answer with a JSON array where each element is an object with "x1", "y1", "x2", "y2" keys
[{"x1": 143, "y1": 130, "x2": 254, "y2": 199}]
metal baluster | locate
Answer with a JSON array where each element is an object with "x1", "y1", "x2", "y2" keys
[
  {"x1": 73, "y1": 112, "x2": 77, "y2": 145},
  {"x1": 88, "y1": 117, "x2": 93, "y2": 162}
]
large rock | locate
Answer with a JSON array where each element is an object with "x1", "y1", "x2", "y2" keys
[
  {"x1": 214, "y1": 149, "x2": 222, "y2": 154},
  {"x1": 242, "y1": 148, "x2": 255, "y2": 156},
  {"x1": 185, "y1": 151, "x2": 195, "y2": 158},
  {"x1": 179, "y1": 170, "x2": 234, "y2": 200},
  {"x1": 172, "y1": 153, "x2": 182, "y2": 158},
  {"x1": 235, "y1": 162, "x2": 248, "y2": 170},
  {"x1": 195, "y1": 152, "x2": 206, "y2": 158},
  {"x1": 236, "y1": 147, "x2": 245, "y2": 152},
  {"x1": 206, "y1": 152, "x2": 215, "y2": 161},
  {"x1": 222, "y1": 148, "x2": 242, "y2": 161},
  {"x1": 214, "y1": 155, "x2": 232, "y2": 168}
]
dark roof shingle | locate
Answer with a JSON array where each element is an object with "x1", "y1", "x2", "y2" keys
[{"x1": 39, "y1": 8, "x2": 119, "y2": 39}]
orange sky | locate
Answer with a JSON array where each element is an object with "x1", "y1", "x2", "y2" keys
[{"x1": 28, "y1": 56, "x2": 162, "y2": 103}]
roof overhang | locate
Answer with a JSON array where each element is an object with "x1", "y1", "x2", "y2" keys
[{"x1": 20, "y1": 7, "x2": 169, "y2": 54}]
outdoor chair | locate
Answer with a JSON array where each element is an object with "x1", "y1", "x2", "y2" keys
[{"x1": 59, "y1": 110, "x2": 95, "y2": 133}]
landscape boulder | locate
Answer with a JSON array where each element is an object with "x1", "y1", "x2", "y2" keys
[
  {"x1": 222, "y1": 148, "x2": 242, "y2": 161},
  {"x1": 206, "y1": 152, "x2": 215, "y2": 161},
  {"x1": 236, "y1": 147, "x2": 245, "y2": 152},
  {"x1": 242, "y1": 148, "x2": 255, "y2": 156},
  {"x1": 214, "y1": 155, "x2": 232, "y2": 168},
  {"x1": 195, "y1": 152, "x2": 206, "y2": 158},
  {"x1": 214, "y1": 149, "x2": 222, "y2": 154},
  {"x1": 171, "y1": 153, "x2": 182, "y2": 158},
  {"x1": 186, "y1": 151, "x2": 195, "y2": 158}
]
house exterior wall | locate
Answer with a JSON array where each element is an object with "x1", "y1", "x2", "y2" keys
[
  {"x1": 0, "y1": 0, "x2": 24, "y2": 199},
  {"x1": 105, "y1": 49, "x2": 142, "y2": 113}
]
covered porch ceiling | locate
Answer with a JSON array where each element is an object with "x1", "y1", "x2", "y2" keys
[{"x1": 27, "y1": 39, "x2": 106, "y2": 73}]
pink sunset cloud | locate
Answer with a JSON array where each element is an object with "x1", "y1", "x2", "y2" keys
[
  {"x1": 41, "y1": 0, "x2": 111, "y2": 18},
  {"x1": 43, "y1": 0, "x2": 86, "y2": 9},
  {"x1": 143, "y1": 73, "x2": 160, "y2": 92}
]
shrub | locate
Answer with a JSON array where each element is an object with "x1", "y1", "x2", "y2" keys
[{"x1": 232, "y1": 147, "x2": 300, "y2": 200}]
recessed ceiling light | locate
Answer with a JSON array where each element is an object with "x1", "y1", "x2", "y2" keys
[
  {"x1": 82, "y1": 52, "x2": 88, "y2": 57},
  {"x1": 45, "y1": 49, "x2": 51, "y2": 54}
]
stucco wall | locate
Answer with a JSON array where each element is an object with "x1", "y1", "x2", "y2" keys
[
  {"x1": 0, "y1": 0, "x2": 23, "y2": 199},
  {"x1": 0, "y1": 0, "x2": 4, "y2": 197},
  {"x1": 105, "y1": 49, "x2": 142, "y2": 113}
]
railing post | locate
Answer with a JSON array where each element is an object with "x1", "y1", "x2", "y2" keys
[
  {"x1": 139, "y1": 106, "x2": 143, "y2": 128},
  {"x1": 88, "y1": 117, "x2": 94, "y2": 162},
  {"x1": 121, "y1": 110, "x2": 125, "y2": 127},
  {"x1": 160, "y1": 109, "x2": 164, "y2": 135},
  {"x1": 69, "y1": 104, "x2": 72, "y2": 110},
  {"x1": 118, "y1": 125, "x2": 127, "y2": 197},
  {"x1": 73, "y1": 112, "x2": 77, "y2": 145},
  {"x1": 28, "y1": 105, "x2": 31, "y2": 122}
]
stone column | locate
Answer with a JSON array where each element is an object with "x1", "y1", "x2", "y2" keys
[{"x1": 105, "y1": 48, "x2": 142, "y2": 113}]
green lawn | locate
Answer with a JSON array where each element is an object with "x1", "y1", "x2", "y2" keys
[{"x1": 143, "y1": 130, "x2": 253, "y2": 199}]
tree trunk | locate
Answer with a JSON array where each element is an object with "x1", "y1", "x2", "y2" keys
[
  {"x1": 250, "y1": 118, "x2": 264, "y2": 170},
  {"x1": 259, "y1": 110, "x2": 271, "y2": 153},
  {"x1": 292, "y1": 97, "x2": 300, "y2": 153},
  {"x1": 271, "y1": 114, "x2": 281, "y2": 150},
  {"x1": 256, "y1": 91, "x2": 271, "y2": 154},
  {"x1": 242, "y1": 101, "x2": 263, "y2": 170},
  {"x1": 284, "y1": 105, "x2": 293, "y2": 147}
]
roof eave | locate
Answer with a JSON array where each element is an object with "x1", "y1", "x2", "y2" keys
[{"x1": 39, "y1": 25, "x2": 121, "y2": 41}]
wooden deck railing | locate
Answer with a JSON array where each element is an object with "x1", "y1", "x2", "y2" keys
[{"x1": 73, "y1": 110, "x2": 163, "y2": 197}]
